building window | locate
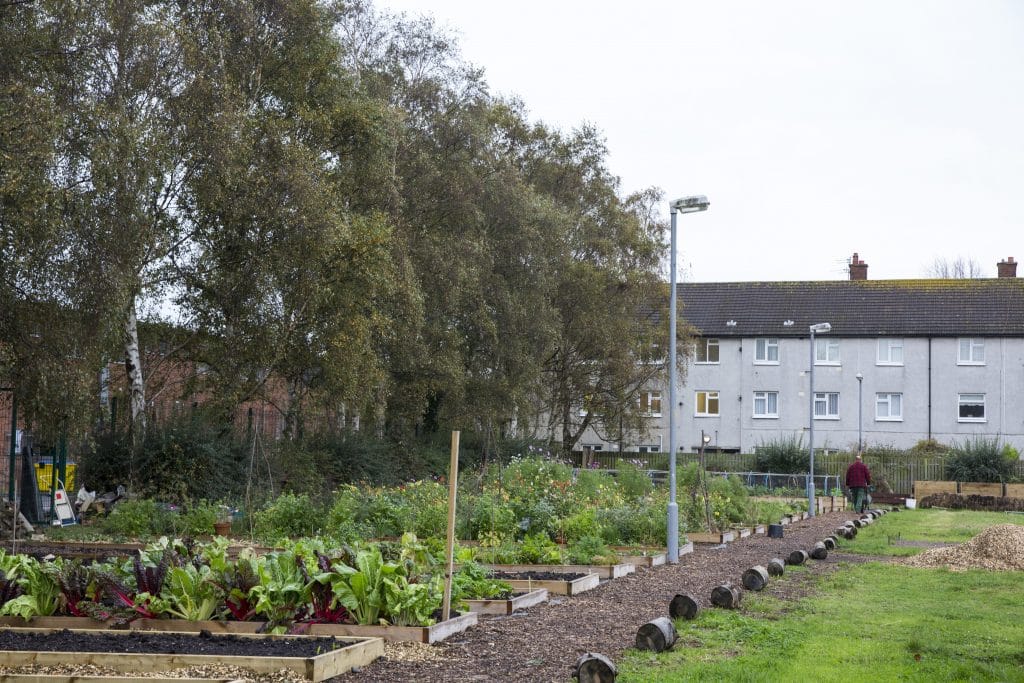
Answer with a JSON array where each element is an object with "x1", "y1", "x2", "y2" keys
[
  {"x1": 695, "y1": 390, "x2": 720, "y2": 417},
  {"x1": 753, "y1": 391, "x2": 779, "y2": 418},
  {"x1": 813, "y1": 392, "x2": 839, "y2": 419},
  {"x1": 958, "y1": 338, "x2": 985, "y2": 365},
  {"x1": 877, "y1": 339, "x2": 904, "y2": 365},
  {"x1": 754, "y1": 338, "x2": 779, "y2": 364},
  {"x1": 695, "y1": 338, "x2": 720, "y2": 364},
  {"x1": 875, "y1": 393, "x2": 903, "y2": 421},
  {"x1": 637, "y1": 436, "x2": 663, "y2": 453},
  {"x1": 582, "y1": 443, "x2": 604, "y2": 451},
  {"x1": 814, "y1": 339, "x2": 840, "y2": 365},
  {"x1": 638, "y1": 391, "x2": 662, "y2": 417},
  {"x1": 958, "y1": 393, "x2": 986, "y2": 422}
]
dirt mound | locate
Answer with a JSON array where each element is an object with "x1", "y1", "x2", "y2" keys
[{"x1": 902, "y1": 524, "x2": 1024, "y2": 571}]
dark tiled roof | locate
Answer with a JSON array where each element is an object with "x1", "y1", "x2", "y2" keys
[{"x1": 677, "y1": 279, "x2": 1024, "y2": 337}]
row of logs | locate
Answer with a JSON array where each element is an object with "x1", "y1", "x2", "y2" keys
[{"x1": 574, "y1": 508, "x2": 895, "y2": 682}]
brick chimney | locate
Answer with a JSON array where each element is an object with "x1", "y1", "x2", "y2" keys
[
  {"x1": 849, "y1": 252, "x2": 868, "y2": 281},
  {"x1": 997, "y1": 257, "x2": 1017, "y2": 278}
]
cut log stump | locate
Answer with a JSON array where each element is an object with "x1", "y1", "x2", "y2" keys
[
  {"x1": 742, "y1": 565, "x2": 769, "y2": 591},
  {"x1": 767, "y1": 558, "x2": 785, "y2": 576},
  {"x1": 635, "y1": 617, "x2": 677, "y2": 652},
  {"x1": 710, "y1": 583, "x2": 742, "y2": 609},
  {"x1": 669, "y1": 593, "x2": 700, "y2": 620},
  {"x1": 786, "y1": 550, "x2": 809, "y2": 566},
  {"x1": 574, "y1": 652, "x2": 617, "y2": 683}
]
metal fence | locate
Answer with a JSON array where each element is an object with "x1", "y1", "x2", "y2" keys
[{"x1": 572, "y1": 450, "x2": 1024, "y2": 495}]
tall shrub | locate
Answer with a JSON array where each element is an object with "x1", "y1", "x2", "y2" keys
[
  {"x1": 754, "y1": 435, "x2": 807, "y2": 473},
  {"x1": 947, "y1": 437, "x2": 1015, "y2": 482}
]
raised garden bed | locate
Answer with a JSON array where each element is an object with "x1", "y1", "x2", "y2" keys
[
  {"x1": 688, "y1": 531, "x2": 736, "y2": 544},
  {"x1": 614, "y1": 550, "x2": 665, "y2": 567},
  {"x1": 483, "y1": 562, "x2": 634, "y2": 579},
  {"x1": 489, "y1": 570, "x2": 600, "y2": 596},
  {"x1": 0, "y1": 628, "x2": 383, "y2": 681},
  {"x1": 0, "y1": 613, "x2": 478, "y2": 645},
  {"x1": 464, "y1": 588, "x2": 548, "y2": 615}
]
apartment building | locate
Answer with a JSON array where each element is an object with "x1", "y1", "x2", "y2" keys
[{"x1": 581, "y1": 255, "x2": 1024, "y2": 454}]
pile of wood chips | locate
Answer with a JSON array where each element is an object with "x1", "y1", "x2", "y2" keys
[{"x1": 902, "y1": 524, "x2": 1024, "y2": 571}]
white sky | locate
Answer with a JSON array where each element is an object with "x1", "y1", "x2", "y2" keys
[{"x1": 378, "y1": 0, "x2": 1024, "y2": 282}]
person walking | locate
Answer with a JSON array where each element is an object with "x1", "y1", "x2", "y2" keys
[{"x1": 845, "y1": 454, "x2": 872, "y2": 513}]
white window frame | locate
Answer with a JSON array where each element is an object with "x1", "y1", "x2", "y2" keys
[
  {"x1": 958, "y1": 338, "x2": 985, "y2": 365},
  {"x1": 814, "y1": 338, "x2": 840, "y2": 365},
  {"x1": 752, "y1": 391, "x2": 779, "y2": 418},
  {"x1": 813, "y1": 392, "x2": 840, "y2": 419},
  {"x1": 695, "y1": 390, "x2": 720, "y2": 417},
  {"x1": 637, "y1": 435, "x2": 663, "y2": 453},
  {"x1": 694, "y1": 338, "x2": 720, "y2": 365},
  {"x1": 876, "y1": 338, "x2": 904, "y2": 366},
  {"x1": 875, "y1": 392, "x2": 903, "y2": 421},
  {"x1": 754, "y1": 338, "x2": 780, "y2": 365},
  {"x1": 957, "y1": 393, "x2": 986, "y2": 422},
  {"x1": 638, "y1": 390, "x2": 662, "y2": 417}
]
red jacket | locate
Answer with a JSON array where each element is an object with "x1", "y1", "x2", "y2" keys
[{"x1": 846, "y1": 460, "x2": 871, "y2": 488}]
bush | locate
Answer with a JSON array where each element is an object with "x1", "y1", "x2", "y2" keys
[
  {"x1": 754, "y1": 434, "x2": 807, "y2": 473},
  {"x1": 464, "y1": 492, "x2": 518, "y2": 542},
  {"x1": 252, "y1": 492, "x2": 322, "y2": 541},
  {"x1": 566, "y1": 535, "x2": 615, "y2": 565},
  {"x1": 907, "y1": 439, "x2": 952, "y2": 457},
  {"x1": 101, "y1": 499, "x2": 175, "y2": 538},
  {"x1": 80, "y1": 418, "x2": 247, "y2": 503},
  {"x1": 615, "y1": 461, "x2": 653, "y2": 500},
  {"x1": 947, "y1": 437, "x2": 1016, "y2": 482},
  {"x1": 175, "y1": 500, "x2": 220, "y2": 537}
]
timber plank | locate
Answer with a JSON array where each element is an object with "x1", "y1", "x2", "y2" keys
[
  {"x1": 465, "y1": 589, "x2": 548, "y2": 616},
  {"x1": 0, "y1": 629, "x2": 382, "y2": 682},
  {"x1": 483, "y1": 563, "x2": 634, "y2": 579},
  {"x1": 504, "y1": 573, "x2": 600, "y2": 597}
]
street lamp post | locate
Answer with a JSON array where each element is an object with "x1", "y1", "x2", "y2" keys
[
  {"x1": 808, "y1": 322, "x2": 831, "y2": 517},
  {"x1": 667, "y1": 195, "x2": 709, "y2": 563},
  {"x1": 856, "y1": 372, "x2": 864, "y2": 453}
]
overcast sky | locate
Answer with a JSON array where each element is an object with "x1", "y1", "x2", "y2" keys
[{"x1": 378, "y1": 1, "x2": 1024, "y2": 282}]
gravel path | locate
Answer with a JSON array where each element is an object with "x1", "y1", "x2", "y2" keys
[{"x1": 344, "y1": 511, "x2": 866, "y2": 682}]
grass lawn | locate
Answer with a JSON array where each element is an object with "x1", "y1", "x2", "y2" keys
[
  {"x1": 617, "y1": 510, "x2": 1024, "y2": 682},
  {"x1": 843, "y1": 508, "x2": 1024, "y2": 556}
]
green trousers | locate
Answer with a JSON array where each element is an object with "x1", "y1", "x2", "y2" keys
[{"x1": 850, "y1": 486, "x2": 868, "y2": 512}]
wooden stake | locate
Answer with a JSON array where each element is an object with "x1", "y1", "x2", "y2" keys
[{"x1": 441, "y1": 431, "x2": 460, "y2": 621}]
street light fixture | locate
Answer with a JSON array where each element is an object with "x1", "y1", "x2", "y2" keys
[
  {"x1": 667, "y1": 195, "x2": 710, "y2": 563},
  {"x1": 808, "y1": 322, "x2": 831, "y2": 517},
  {"x1": 856, "y1": 372, "x2": 864, "y2": 454}
]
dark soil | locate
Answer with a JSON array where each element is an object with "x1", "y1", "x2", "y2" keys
[
  {"x1": 0, "y1": 629, "x2": 344, "y2": 658},
  {"x1": 489, "y1": 570, "x2": 587, "y2": 581},
  {"x1": 343, "y1": 511, "x2": 872, "y2": 682}
]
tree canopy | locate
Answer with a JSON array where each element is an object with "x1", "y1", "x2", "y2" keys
[{"x1": 1, "y1": 0, "x2": 671, "y2": 457}]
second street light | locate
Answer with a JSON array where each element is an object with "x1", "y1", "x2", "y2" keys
[
  {"x1": 856, "y1": 371, "x2": 864, "y2": 453},
  {"x1": 667, "y1": 195, "x2": 709, "y2": 563},
  {"x1": 807, "y1": 322, "x2": 831, "y2": 517}
]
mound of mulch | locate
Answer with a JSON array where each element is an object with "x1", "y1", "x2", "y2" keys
[
  {"x1": 902, "y1": 524, "x2": 1024, "y2": 571},
  {"x1": 919, "y1": 492, "x2": 1024, "y2": 512}
]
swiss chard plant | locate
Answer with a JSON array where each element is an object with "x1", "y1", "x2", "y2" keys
[
  {"x1": 249, "y1": 550, "x2": 309, "y2": 630},
  {"x1": 328, "y1": 547, "x2": 392, "y2": 626},
  {"x1": 0, "y1": 553, "x2": 60, "y2": 619}
]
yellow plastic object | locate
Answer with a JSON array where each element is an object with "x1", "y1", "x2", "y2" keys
[{"x1": 35, "y1": 463, "x2": 76, "y2": 493}]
